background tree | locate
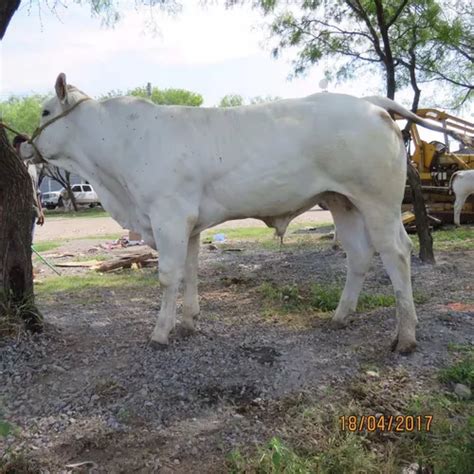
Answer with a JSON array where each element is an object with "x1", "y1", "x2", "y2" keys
[
  {"x1": 101, "y1": 86, "x2": 203, "y2": 106},
  {"x1": 218, "y1": 94, "x2": 245, "y2": 107},
  {"x1": 253, "y1": 0, "x2": 472, "y2": 108},
  {"x1": 129, "y1": 86, "x2": 203, "y2": 106},
  {"x1": 249, "y1": 95, "x2": 282, "y2": 104},
  {"x1": 218, "y1": 94, "x2": 281, "y2": 106}
]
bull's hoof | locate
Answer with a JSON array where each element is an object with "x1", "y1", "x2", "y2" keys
[
  {"x1": 176, "y1": 323, "x2": 196, "y2": 338},
  {"x1": 149, "y1": 331, "x2": 169, "y2": 349},
  {"x1": 329, "y1": 318, "x2": 348, "y2": 329},
  {"x1": 391, "y1": 337, "x2": 417, "y2": 354},
  {"x1": 149, "y1": 339, "x2": 169, "y2": 350}
]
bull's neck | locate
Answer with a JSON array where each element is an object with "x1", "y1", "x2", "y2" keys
[{"x1": 57, "y1": 104, "x2": 120, "y2": 181}]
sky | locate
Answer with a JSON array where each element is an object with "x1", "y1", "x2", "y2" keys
[{"x1": 0, "y1": 0, "x2": 386, "y2": 106}]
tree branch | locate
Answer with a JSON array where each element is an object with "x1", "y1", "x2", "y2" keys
[
  {"x1": 387, "y1": 0, "x2": 409, "y2": 29},
  {"x1": 304, "y1": 18, "x2": 373, "y2": 41},
  {"x1": 346, "y1": 0, "x2": 385, "y2": 61},
  {"x1": 418, "y1": 66, "x2": 474, "y2": 89}
]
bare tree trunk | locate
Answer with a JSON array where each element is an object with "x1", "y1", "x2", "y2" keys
[
  {"x1": 0, "y1": 0, "x2": 20, "y2": 39},
  {"x1": 406, "y1": 161, "x2": 435, "y2": 263},
  {"x1": 0, "y1": 128, "x2": 43, "y2": 331},
  {"x1": 65, "y1": 171, "x2": 78, "y2": 211},
  {"x1": 403, "y1": 47, "x2": 435, "y2": 264}
]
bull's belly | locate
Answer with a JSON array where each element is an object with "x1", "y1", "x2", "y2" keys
[{"x1": 194, "y1": 172, "x2": 332, "y2": 234}]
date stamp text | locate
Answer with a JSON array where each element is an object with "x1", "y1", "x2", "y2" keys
[{"x1": 339, "y1": 415, "x2": 433, "y2": 433}]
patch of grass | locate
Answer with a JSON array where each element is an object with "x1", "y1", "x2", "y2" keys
[
  {"x1": 229, "y1": 437, "x2": 316, "y2": 473},
  {"x1": 318, "y1": 433, "x2": 379, "y2": 474},
  {"x1": 31, "y1": 241, "x2": 63, "y2": 253},
  {"x1": 78, "y1": 233, "x2": 123, "y2": 241},
  {"x1": 33, "y1": 234, "x2": 123, "y2": 255},
  {"x1": 402, "y1": 392, "x2": 474, "y2": 474},
  {"x1": 202, "y1": 223, "x2": 334, "y2": 251},
  {"x1": 45, "y1": 207, "x2": 109, "y2": 219},
  {"x1": 0, "y1": 451, "x2": 42, "y2": 473},
  {"x1": 439, "y1": 350, "x2": 474, "y2": 389},
  {"x1": 35, "y1": 271, "x2": 158, "y2": 295},
  {"x1": 260, "y1": 283, "x2": 305, "y2": 311},
  {"x1": 0, "y1": 407, "x2": 15, "y2": 438},
  {"x1": 309, "y1": 284, "x2": 342, "y2": 312},
  {"x1": 411, "y1": 226, "x2": 474, "y2": 251},
  {"x1": 260, "y1": 282, "x2": 398, "y2": 314},
  {"x1": 0, "y1": 291, "x2": 43, "y2": 338},
  {"x1": 448, "y1": 342, "x2": 474, "y2": 353},
  {"x1": 260, "y1": 282, "x2": 428, "y2": 317}
]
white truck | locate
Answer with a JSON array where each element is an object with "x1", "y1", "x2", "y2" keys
[{"x1": 42, "y1": 184, "x2": 101, "y2": 209}]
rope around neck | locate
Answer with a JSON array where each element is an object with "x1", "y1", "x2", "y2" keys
[{"x1": 0, "y1": 97, "x2": 92, "y2": 163}]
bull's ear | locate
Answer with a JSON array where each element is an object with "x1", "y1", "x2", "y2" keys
[{"x1": 55, "y1": 73, "x2": 68, "y2": 104}]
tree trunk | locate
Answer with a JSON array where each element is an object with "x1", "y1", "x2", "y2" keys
[
  {"x1": 0, "y1": 0, "x2": 20, "y2": 39},
  {"x1": 385, "y1": 61, "x2": 396, "y2": 99},
  {"x1": 0, "y1": 128, "x2": 43, "y2": 331},
  {"x1": 407, "y1": 160, "x2": 435, "y2": 263},
  {"x1": 404, "y1": 53, "x2": 435, "y2": 264},
  {"x1": 65, "y1": 171, "x2": 79, "y2": 211}
]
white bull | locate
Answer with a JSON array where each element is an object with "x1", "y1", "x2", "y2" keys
[
  {"x1": 449, "y1": 170, "x2": 474, "y2": 226},
  {"x1": 21, "y1": 73, "x2": 453, "y2": 353}
]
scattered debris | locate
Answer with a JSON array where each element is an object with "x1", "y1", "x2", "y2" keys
[
  {"x1": 403, "y1": 211, "x2": 442, "y2": 233},
  {"x1": 100, "y1": 235, "x2": 145, "y2": 250},
  {"x1": 95, "y1": 253, "x2": 156, "y2": 272},
  {"x1": 213, "y1": 233, "x2": 226, "y2": 242},
  {"x1": 45, "y1": 252, "x2": 75, "y2": 259}
]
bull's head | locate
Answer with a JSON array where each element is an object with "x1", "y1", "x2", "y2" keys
[{"x1": 19, "y1": 73, "x2": 91, "y2": 164}]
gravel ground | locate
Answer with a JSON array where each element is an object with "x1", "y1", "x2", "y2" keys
[{"x1": 1, "y1": 230, "x2": 473, "y2": 473}]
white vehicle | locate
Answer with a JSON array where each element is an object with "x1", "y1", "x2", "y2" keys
[
  {"x1": 41, "y1": 191, "x2": 61, "y2": 209},
  {"x1": 60, "y1": 183, "x2": 101, "y2": 207}
]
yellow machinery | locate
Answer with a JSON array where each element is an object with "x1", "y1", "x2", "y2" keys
[{"x1": 401, "y1": 109, "x2": 474, "y2": 223}]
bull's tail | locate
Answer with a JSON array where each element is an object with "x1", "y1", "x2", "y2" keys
[
  {"x1": 363, "y1": 96, "x2": 469, "y2": 145},
  {"x1": 448, "y1": 171, "x2": 460, "y2": 194}
]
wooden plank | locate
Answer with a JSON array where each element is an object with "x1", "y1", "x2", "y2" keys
[{"x1": 95, "y1": 253, "x2": 155, "y2": 272}]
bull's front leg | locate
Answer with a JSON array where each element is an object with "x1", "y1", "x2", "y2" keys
[
  {"x1": 150, "y1": 216, "x2": 194, "y2": 346},
  {"x1": 181, "y1": 233, "x2": 201, "y2": 333}
]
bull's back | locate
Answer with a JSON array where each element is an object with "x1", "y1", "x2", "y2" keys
[{"x1": 109, "y1": 93, "x2": 405, "y2": 222}]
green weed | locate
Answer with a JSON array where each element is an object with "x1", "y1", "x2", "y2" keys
[
  {"x1": 439, "y1": 351, "x2": 474, "y2": 389},
  {"x1": 35, "y1": 271, "x2": 158, "y2": 295},
  {"x1": 44, "y1": 207, "x2": 109, "y2": 219},
  {"x1": 31, "y1": 241, "x2": 63, "y2": 253},
  {"x1": 0, "y1": 291, "x2": 42, "y2": 338}
]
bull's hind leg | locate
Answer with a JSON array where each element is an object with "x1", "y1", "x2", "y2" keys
[
  {"x1": 453, "y1": 191, "x2": 468, "y2": 226},
  {"x1": 361, "y1": 207, "x2": 417, "y2": 353},
  {"x1": 325, "y1": 194, "x2": 375, "y2": 327}
]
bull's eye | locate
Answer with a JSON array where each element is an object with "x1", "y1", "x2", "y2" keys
[{"x1": 42, "y1": 110, "x2": 50, "y2": 117}]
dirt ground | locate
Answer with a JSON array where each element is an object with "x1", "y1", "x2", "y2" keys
[
  {"x1": 34, "y1": 208, "x2": 334, "y2": 242},
  {"x1": 1, "y1": 223, "x2": 473, "y2": 473}
]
